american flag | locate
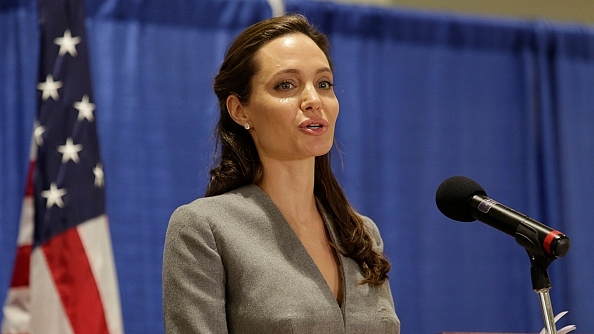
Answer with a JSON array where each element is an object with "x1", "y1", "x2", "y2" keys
[{"x1": 1, "y1": 0, "x2": 124, "y2": 333}]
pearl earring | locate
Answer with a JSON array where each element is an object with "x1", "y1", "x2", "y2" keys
[{"x1": 244, "y1": 123, "x2": 250, "y2": 130}]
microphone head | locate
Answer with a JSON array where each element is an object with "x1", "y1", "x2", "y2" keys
[{"x1": 436, "y1": 176, "x2": 487, "y2": 222}]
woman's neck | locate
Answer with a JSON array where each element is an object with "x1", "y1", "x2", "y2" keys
[{"x1": 257, "y1": 157, "x2": 318, "y2": 225}]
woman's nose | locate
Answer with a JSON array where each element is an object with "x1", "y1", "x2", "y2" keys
[{"x1": 300, "y1": 84, "x2": 322, "y2": 112}]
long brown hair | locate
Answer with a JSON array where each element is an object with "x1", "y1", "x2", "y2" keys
[{"x1": 208, "y1": 14, "x2": 390, "y2": 286}]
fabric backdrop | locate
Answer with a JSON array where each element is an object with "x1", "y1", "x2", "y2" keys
[{"x1": 2, "y1": 0, "x2": 593, "y2": 333}]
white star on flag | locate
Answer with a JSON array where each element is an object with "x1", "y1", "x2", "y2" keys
[
  {"x1": 34, "y1": 122, "x2": 46, "y2": 146},
  {"x1": 93, "y1": 163, "x2": 105, "y2": 187},
  {"x1": 2, "y1": 0, "x2": 124, "y2": 332},
  {"x1": 41, "y1": 182, "x2": 68, "y2": 208},
  {"x1": 37, "y1": 74, "x2": 63, "y2": 101},
  {"x1": 54, "y1": 29, "x2": 81, "y2": 57},
  {"x1": 74, "y1": 94, "x2": 96, "y2": 121},
  {"x1": 57, "y1": 138, "x2": 83, "y2": 163}
]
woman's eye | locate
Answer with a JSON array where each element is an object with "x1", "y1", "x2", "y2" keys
[
  {"x1": 276, "y1": 81, "x2": 294, "y2": 90},
  {"x1": 318, "y1": 81, "x2": 334, "y2": 89}
]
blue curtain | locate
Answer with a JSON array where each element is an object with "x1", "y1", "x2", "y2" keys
[{"x1": 2, "y1": 0, "x2": 593, "y2": 333}]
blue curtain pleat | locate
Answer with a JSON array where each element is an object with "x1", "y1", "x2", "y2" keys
[
  {"x1": 2, "y1": 0, "x2": 594, "y2": 333},
  {"x1": 0, "y1": 0, "x2": 39, "y2": 296},
  {"x1": 548, "y1": 26, "x2": 594, "y2": 326}
]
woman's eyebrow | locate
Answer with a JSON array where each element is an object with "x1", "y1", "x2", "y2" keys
[{"x1": 272, "y1": 67, "x2": 332, "y2": 77}]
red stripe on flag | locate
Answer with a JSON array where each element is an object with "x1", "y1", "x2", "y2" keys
[
  {"x1": 42, "y1": 227, "x2": 109, "y2": 334},
  {"x1": 9, "y1": 245, "x2": 32, "y2": 288},
  {"x1": 24, "y1": 161, "x2": 35, "y2": 197}
]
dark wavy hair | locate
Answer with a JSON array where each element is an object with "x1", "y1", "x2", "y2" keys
[{"x1": 207, "y1": 14, "x2": 390, "y2": 286}]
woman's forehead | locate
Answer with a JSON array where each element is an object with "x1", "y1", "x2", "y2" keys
[{"x1": 255, "y1": 34, "x2": 330, "y2": 74}]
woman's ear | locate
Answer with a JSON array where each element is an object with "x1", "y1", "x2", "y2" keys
[{"x1": 226, "y1": 95, "x2": 249, "y2": 126}]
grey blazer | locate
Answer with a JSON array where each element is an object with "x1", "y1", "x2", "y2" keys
[{"x1": 162, "y1": 185, "x2": 400, "y2": 333}]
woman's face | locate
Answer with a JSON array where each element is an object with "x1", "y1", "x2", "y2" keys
[{"x1": 243, "y1": 33, "x2": 339, "y2": 162}]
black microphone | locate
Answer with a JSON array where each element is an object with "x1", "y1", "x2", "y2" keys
[{"x1": 435, "y1": 176, "x2": 570, "y2": 258}]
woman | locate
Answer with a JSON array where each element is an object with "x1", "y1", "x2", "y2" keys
[{"x1": 162, "y1": 14, "x2": 400, "y2": 333}]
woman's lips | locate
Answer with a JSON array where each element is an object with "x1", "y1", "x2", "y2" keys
[{"x1": 299, "y1": 118, "x2": 329, "y2": 135}]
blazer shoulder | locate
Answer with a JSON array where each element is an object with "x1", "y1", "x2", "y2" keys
[
  {"x1": 168, "y1": 184, "x2": 279, "y2": 232},
  {"x1": 174, "y1": 184, "x2": 263, "y2": 213},
  {"x1": 359, "y1": 214, "x2": 386, "y2": 252}
]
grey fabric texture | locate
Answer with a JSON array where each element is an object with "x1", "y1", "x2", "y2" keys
[{"x1": 163, "y1": 184, "x2": 400, "y2": 333}]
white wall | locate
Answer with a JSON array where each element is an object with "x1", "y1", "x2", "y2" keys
[{"x1": 324, "y1": 0, "x2": 594, "y2": 26}]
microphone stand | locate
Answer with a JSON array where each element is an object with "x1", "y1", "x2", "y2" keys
[
  {"x1": 514, "y1": 223, "x2": 565, "y2": 334},
  {"x1": 528, "y1": 252, "x2": 557, "y2": 334}
]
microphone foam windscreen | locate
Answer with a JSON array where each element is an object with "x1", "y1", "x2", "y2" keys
[{"x1": 435, "y1": 176, "x2": 487, "y2": 222}]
